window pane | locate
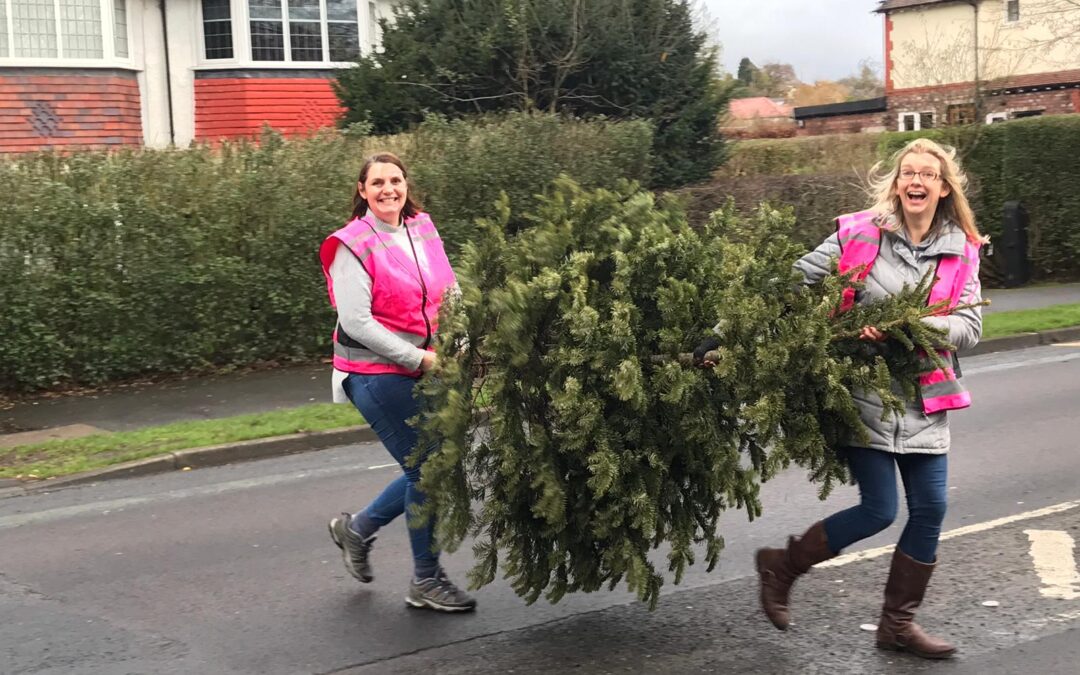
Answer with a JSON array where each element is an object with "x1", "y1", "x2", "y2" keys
[
  {"x1": 326, "y1": 0, "x2": 356, "y2": 21},
  {"x1": 287, "y1": 0, "x2": 320, "y2": 21},
  {"x1": 114, "y1": 0, "x2": 128, "y2": 57},
  {"x1": 289, "y1": 20, "x2": 322, "y2": 61},
  {"x1": 249, "y1": 0, "x2": 282, "y2": 20},
  {"x1": 0, "y1": 2, "x2": 8, "y2": 57},
  {"x1": 368, "y1": 0, "x2": 377, "y2": 50},
  {"x1": 250, "y1": 19, "x2": 284, "y2": 60},
  {"x1": 202, "y1": 0, "x2": 230, "y2": 21},
  {"x1": 12, "y1": 0, "x2": 59, "y2": 57},
  {"x1": 60, "y1": 0, "x2": 104, "y2": 58},
  {"x1": 920, "y1": 112, "x2": 934, "y2": 129},
  {"x1": 202, "y1": 0, "x2": 233, "y2": 59},
  {"x1": 328, "y1": 22, "x2": 359, "y2": 61}
]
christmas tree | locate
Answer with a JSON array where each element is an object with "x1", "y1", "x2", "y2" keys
[{"x1": 416, "y1": 178, "x2": 963, "y2": 609}]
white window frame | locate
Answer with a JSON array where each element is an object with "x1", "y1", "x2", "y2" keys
[
  {"x1": 195, "y1": 0, "x2": 386, "y2": 68},
  {"x1": 898, "y1": 111, "x2": 934, "y2": 132},
  {"x1": 0, "y1": 0, "x2": 133, "y2": 67},
  {"x1": 985, "y1": 111, "x2": 1009, "y2": 123},
  {"x1": 1004, "y1": 0, "x2": 1020, "y2": 24}
]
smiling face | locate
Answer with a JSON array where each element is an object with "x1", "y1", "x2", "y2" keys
[
  {"x1": 896, "y1": 151, "x2": 950, "y2": 222},
  {"x1": 359, "y1": 161, "x2": 408, "y2": 225}
]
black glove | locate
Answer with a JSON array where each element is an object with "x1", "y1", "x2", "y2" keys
[{"x1": 693, "y1": 336, "x2": 721, "y2": 365}]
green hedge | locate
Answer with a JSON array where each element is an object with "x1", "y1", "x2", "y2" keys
[
  {"x1": 693, "y1": 116, "x2": 1080, "y2": 283},
  {"x1": 408, "y1": 113, "x2": 653, "y2": 253},
  {"x1": 715, "y1": 134, "x2": 879, "y2": 178},
  {"x1": 0, "y1": 115, "x2": 652, "y2": 393}
]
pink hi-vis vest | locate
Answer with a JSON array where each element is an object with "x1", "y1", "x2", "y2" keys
[
  {"x1": 319, "y1": 212, "x2": 457, "y2": 377},
  {"x1": 835, "y1": 210, "x2": 982, "y2": 415}
]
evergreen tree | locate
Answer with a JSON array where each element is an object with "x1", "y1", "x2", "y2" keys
[
  {"x1": 333, "y1": 0, "x2": 726, "y2": 187},
  {"x1": 736, "y1": 57, "x2": 759, "y2": 86},
  {"x1": 416, "y1": 180, "x2": 967, "y2": 609}
]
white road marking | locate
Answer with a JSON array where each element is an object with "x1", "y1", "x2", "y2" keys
[
  {"x1": 1024, "y1": 608, "x2": 1080, "y2": 630},
  {"x1": 965, "y1": 351, "x2": 1080, "y2": 376},
  {"x1": 1054, "y1": 341, "x2": 1080, "y2": 348},
  {"x1": 818, "y1": 500, "x2": 1080, "y2": 568},
  {"x1": 0, "y1": 461, "x2": 399, "y2": 530},
  {"x1": 1024, "y1": 529, "x2": 1080, "y2": 600},
  {"x1": 367, "y1": 463, "x2": 399, "y2": 470}
]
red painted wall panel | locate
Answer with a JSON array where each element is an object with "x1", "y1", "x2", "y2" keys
[
  {"x1": 0, "y1": 71, "x2": 143, "y2": 154},
  {"x1": 194, "y1": 77, "x2": 346, "y2": 142}
]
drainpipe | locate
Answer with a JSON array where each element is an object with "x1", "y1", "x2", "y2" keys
[
  {"x1": 160, "y1": 0, "x2": 176, "y2": 145},
  {"x1": 969, "y1": 0, "x2": 982, "y2": 121}
]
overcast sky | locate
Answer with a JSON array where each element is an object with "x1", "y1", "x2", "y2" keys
[{"x1": 700, "y1": 0, "x2": 884, "y2": 82}]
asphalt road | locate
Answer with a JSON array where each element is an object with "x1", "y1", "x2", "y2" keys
[{"x1": 1, "y1": 344, "x2": 1079, "y2": 674}]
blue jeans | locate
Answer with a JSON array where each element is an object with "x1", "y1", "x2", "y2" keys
[
  {"x1": 823, "y1": 447, "x2": 948, "y2": 564},
  {"x1": 342, "y1": 372, "x2": 438, "y2": 576}
]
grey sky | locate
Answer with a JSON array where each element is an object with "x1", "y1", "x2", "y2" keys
[{"x1": 701, "y1": 0, "x2": 884, "y2": 82}]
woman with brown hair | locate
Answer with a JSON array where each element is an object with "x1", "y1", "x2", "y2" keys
[{"x1": 318, "y1": 153, "x2": 475, "y2": 613}]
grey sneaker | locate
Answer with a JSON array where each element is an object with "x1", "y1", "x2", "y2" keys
[
  {"x1": 406, "y1": 570, "x2": 477, "y2": 612},
  {"x1": 328, "y1": 513, "x2": 376, "y2": 583}
]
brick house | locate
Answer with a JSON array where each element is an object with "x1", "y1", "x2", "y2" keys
[
  {"x1": 0, "y1": 0, "x2": 394, "y2": 153},
  {"x1": 721, "y1": 97, "x2": 796, "y2": 139},
  {"x1": 795, "y1": 0, "x2": 1080, "y2": 135}
]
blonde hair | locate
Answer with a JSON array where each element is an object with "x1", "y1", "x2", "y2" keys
[{"x1": 866, "y1": 138, "x2": 987, "y2": 244}]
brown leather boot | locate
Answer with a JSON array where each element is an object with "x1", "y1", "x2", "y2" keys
[
  {"x1": 755, "y1": 521, "x2": 835, "y2": 630},
  {"x1": 876, "y1": 549, "x2": 956, "y2": 659}
]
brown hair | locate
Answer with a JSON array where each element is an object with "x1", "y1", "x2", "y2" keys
[
  {"x1": 350, "y1": 152, "x2": 422, "y2": 221},
  {"x1": 866, "y1": 138, "x2": 987, "y2": 244}
]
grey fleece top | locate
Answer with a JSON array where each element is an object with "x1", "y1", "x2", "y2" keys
[{"x1": 793, "y1": 219, "x2": 983, "y2": 454}]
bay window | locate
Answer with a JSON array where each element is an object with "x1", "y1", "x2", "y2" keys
[
  {"x1": 202, "y1": 0, "x2": 364, "y2": 64},
  {"x1": 0, "y1": 0, "x2": 128, "y2": 61}
]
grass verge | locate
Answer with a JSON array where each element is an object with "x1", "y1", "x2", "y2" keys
[
  {"x1": 0, "y1": 403, "x2": 363, "y2": 480},
  {"x1": 982, "y1": 303, "x2": 1080, "y2": 340}
]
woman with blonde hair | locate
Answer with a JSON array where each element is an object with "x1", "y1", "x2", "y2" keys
[{"x1": 752, "y1": 138, "x2": 985, "y2": 659}]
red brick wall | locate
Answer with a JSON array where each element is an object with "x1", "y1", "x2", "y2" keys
[
  {"x1": 0, "y1": 70, "x2": 142, "y2": 153},
  {"x1": 194, "y1": 75, "x2": 345, "y2": 141},
  {"x1": 888, "y1": 85, "x2": 1080, "y2": 125},
  {"x1": 797, "y1": 111, "x2": 888, "y2": 137}
]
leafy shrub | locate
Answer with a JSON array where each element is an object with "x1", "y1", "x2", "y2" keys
[{"x1": 0, "y1": 115, "x2": 652, "y2": 392}]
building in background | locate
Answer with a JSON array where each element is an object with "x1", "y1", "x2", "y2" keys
[
  {"x1": 793, "y1": 0, "x2": 1080, "y2": 136},
  {"x1": 0, "y1": 0, "x2": 395, "y2": 152},
  {"x1": 720, "y1": 97, "x2": 796, "y2": 139}
]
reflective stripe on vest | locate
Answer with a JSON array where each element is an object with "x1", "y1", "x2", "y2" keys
[
  {"x1": 319, "y1": 212, "x2": 457, "y2": 376},
  {"x1": 835, "y1": 211, "x2": 981, "y2": 415}
]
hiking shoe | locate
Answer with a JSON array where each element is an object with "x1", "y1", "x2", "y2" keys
[
  {"x1": 406, "y1": 570, "x2": 477, "y2": 612},
  {"x1": 328, "y1": 513, "x2": 376, "y2": 583}
]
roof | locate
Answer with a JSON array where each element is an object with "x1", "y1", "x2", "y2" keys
[
  {"x1": 793, "y1": 97, "x2": 888, "y2": 120},
  {"x1": 988, "y1": 68, "x2": 1080, "y2": 93},
  {"x1": 727, "y1": 97, "x2": 794, "y2": 120},
  {"x1": 875, "y1": 0, "x2": 957, "y2": 13}
]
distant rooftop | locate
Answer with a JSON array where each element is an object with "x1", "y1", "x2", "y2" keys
[
  {"x1": 793, "y1": 97, "x2": 888, "y2": 120},
  {"x1": 727, "y1": 97, "x2": 794, "y2": 120},
  {"x1": 876, "y1": 0, "x2": 957, "y2": 12}
]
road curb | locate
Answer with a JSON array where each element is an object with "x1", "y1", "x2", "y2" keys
[
  {"x1": 13, "y1": 425, "x2": 378, "y2": 494},
  {"x1": 4, "y1": 326, "x2": 1079, "y2": 494},
  {"x1": 962, "y1": 325, "x2": 1080, "y2": 356}
]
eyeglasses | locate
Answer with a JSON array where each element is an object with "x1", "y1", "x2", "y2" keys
[{"x1": 899, "y1": 169, "x2": 940, "y2": 182}]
